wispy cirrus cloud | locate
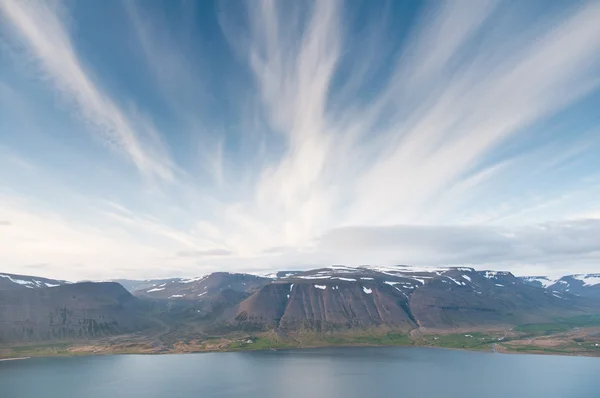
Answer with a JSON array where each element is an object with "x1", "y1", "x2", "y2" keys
[
  {"x1": 316, "y1": 219, "x2": 600, "y2": 278},
  {"x1": 1, "y1": 1, "x2": 599, "y2": 280},
  {"x1": 0, "y1": 0, "x2": 174, "y2": 180},
  {"x1": 212, "y1": 0, "x2": 600, "y2": 249},
  {"x1": 0, "y1": 193, "x2": 228, "y2": 280}
]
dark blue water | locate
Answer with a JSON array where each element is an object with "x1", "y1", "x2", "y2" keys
[{"x1": 1, "y1": 347, "x2": 599, "y2": 397}]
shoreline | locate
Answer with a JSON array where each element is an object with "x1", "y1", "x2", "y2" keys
[
  {"x1": 2, "y1": 341, "x2": 599, "y2": 361},
  {"x1": 3, "y1": 326, "x2": 599, "y2": 360}
]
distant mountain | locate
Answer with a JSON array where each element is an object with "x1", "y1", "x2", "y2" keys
[
  {"x1": 131, "y1": 272, "x2": 271, "y2": 301},
  {"x1": 0, "y1": 273, "x2": 69, "y2": 290},
  {"x1": 548, "y1": 274, "x2": 600, "y2": 299},
  {"x1": 0, "y1": 282, "x2": 155, "y2": 344},
  {"x1": 519, "y1": 276, "x2": 557, "y2": 289},
  {"x1": 110, "y1": 278, "x2": 179, "y2": 293},
  {"x1": 519, "y1": 274, "x2": 600, "y2": 299}
]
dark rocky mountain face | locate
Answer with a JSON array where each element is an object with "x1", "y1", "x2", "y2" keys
[
  {"x1": 0, "y1": 282, "x2": 154, "y2": 344},
  {"x1": 229, "y1": 266, "x2": 599, "y2": 332},
  {"x1": 235, "y1": 280, "x2": 416, "y2": 333},
  {"x1": 409, "y1": 270, "x2": 590, "y2": 329},
  {"x1": 1, "y1": 267, "x2": 598, "y2": 346},
  {"x1": 0, "y1": 273, "x2": 68, "y2": 290}
]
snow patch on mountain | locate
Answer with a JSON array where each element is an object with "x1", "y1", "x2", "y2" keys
[
  {"x1": 521, "y1": 276, "x2": 557, "y2": 288},
  {"x1": 180, "y1": 276, "x2": 206, "y2": 284},
  {"x1": 0, "y1": 274, "x2": 34, "y2": 285},
  {"x1": 572, "y1": 274, "x2": 600, "y2": 286},
  {"x1": 446, "y1": 276, "x2": 465, "y2": 286}
]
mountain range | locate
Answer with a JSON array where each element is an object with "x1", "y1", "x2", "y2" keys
[
  {"x1": 1, "y1": 266, "x2": 599, "y2": 355},
  {"x1": 0, "y1": 273, "x2": 69, "y2": 290},
  {"x1": 520, "y1": 274, "x2": 600, "y2": 299}
]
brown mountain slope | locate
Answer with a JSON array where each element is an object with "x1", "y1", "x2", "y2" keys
[
  {"x1": 234, "y1": 280, "x2": 416, "y2": 333},
  {"x1": 2, "y1": 267, "x2": 598, "y2": 347},
  {"x1": 283, "y1": 282, "x2": 415, "y2": 331},
  {"x1": 228, "y1": 267, "x2": 598, "y2": 333}
]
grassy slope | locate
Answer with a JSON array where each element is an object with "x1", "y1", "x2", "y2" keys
[
  {"x1": 3, "y1": 314, "x2": 600, "y2": 358},
  {"x1": 514, "y1": 314, "x2": 600, "y2": 334}
]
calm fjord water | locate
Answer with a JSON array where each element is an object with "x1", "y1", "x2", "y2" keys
[{"x1": 1, "y1": 347, "x2": 599, "y2": 398}]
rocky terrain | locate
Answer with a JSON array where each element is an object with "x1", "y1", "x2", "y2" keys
[
  {"x1": 1, "y1": 265, "x2": 599, "y2": 356},
  {"x1": 229, "y1": 266, "x2": 597, "y2": 332}
]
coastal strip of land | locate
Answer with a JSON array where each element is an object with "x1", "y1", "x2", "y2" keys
[{"x1": 2, "y1": 323, "x2": 599, "y2": 360}]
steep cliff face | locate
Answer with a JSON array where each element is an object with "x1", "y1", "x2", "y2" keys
[
  {"x1": 278, "y1": 282, "x2": 415, "y2": 331},
  {"x1": 234, "y1": 283, "x2": 290, "y2": 329},
  {"x1": 2, "y1": 266, "x2": 598, "y2": 343},
  {"x1": 233, "y1": 279, "x2": 416, "y2": 332},
  {"x1": 230, "y1": 267, "x2": 597, "y2": 332},
  {"x1": 0, "y1": 282, "x2": 153, "y2": 343}
]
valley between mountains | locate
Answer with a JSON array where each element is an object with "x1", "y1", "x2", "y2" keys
[{"x1": 1, "y1": 266, "x2": 600, "y2": 358}]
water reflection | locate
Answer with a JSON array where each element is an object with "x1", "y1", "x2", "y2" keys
[{"x1": 1, "y1": 347, "x2": 599, "y2": 398}]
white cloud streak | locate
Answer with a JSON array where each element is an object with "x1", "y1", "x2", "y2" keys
[
  {"x1": 0, "y1": 194, "x2": 233, "y2": 280},
  {"x1": 1, "y1": 1, "x2": 600, "y2": 279},
  {"x1": 212, "y1": 0, "x2": 600, "y2": 248},
  {"x1": 316, "y1": 220, "x2": 600, "y2": 278},
  {"x1": 0, "y1": 0, "x2": 174, "y2": 180}
]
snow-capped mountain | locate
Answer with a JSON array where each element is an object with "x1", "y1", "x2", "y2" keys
[
  {"x1": 1, "y1": 265, "x2": 598, "y2": 345},
  {"x1": 0, "y1": 273, "x2": 68, "y2": 290},
  {"x1": 548, "y1": 274, "x2": 600, "y2": 299},
  {"x1": 519, "y1": 276, "x2": 557, "y2": 289},
  {"x1": 131, "y1": 272, "x2": 270, "y2": 300},
  {"x1": 519, "y1": 274, "x2": 600, "y2": 299}
]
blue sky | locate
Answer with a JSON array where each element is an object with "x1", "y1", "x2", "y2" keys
[{"x1": 1, "y1": 0, "x2": 600, "y2": 280}]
